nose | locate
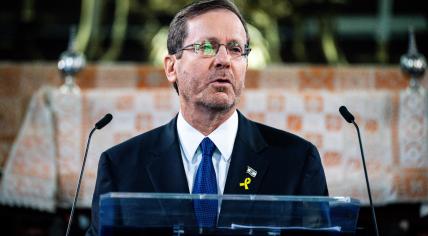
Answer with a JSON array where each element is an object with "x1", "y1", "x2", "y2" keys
[{"x1": 214, "y1": 45, "x2": 231, "y2": 68}]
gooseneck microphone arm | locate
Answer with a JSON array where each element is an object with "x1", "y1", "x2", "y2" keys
[
  {"x1": 65, "y1": 113, "x2": 113, "y2": 236},
  {"x1": 352, "y1": 117, "x2": 380, "y2": 236},
  {"x1": 339, "y1": 106, "x2": 379, "y2": 236}
]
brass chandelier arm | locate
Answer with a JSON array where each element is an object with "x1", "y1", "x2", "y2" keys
[
  {"x1": 320, "y1": 16, "x2": 347, "y2": 64},
  {"x1": 101, "y1": 0, "x2": 130, "y2": 61},
  {"x1": 74, "y1": 0, "x2": 101, "y2": 54}
]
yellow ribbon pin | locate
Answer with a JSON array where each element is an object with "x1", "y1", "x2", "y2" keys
[{"x1": 239, "y1": 177, "x2": 251, "y2": 190}]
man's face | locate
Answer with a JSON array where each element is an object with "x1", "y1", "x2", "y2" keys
[{"x1": 167, "y1": 9, "x2": 248, "y2": 112}]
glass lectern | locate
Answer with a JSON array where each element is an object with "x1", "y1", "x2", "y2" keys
[{"x1": 99, "y1": 193, "x2": 360, "y2": 235}]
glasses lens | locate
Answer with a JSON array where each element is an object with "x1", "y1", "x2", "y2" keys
[
  {"x1": 193, "y1": 40, "x2": 248, "y2": 58},
  {"x1": 201, "y1": 41, "x2": 216, "y2": 57},
  {"x1": 227, "y1": 42, "x2": 243, "y2": 57}
]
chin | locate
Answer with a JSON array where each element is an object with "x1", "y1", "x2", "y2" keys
[
  {"x1": 201, "y1": 96, "x2": 235, "y2": 111},
  {"x1": 205, "y1": 103, "x2": 234, "y2": 112}
]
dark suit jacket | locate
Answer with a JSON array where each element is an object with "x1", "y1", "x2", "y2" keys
[{"x1": 86, "y1": 111, "x2": 328, "y2": 235}]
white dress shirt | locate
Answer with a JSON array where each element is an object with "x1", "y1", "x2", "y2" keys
[{"x1": 177, "y1": 110, "x2": 238, "y2": 194}]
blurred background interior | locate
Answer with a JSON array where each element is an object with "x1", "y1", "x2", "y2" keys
[
  {"x1": 0, "y1": 0, "x2": 427, "y2": 235},
  {"x1": 1, "y1": 0, "x2": 426, "y2": 64}
]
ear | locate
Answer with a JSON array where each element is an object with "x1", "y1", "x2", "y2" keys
[{"x1": 164, "y1": 55, "x2": 177, "y2": 84}]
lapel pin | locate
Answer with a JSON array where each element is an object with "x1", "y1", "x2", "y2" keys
[
  {"x1": 239, "y1": 177, "x2": 251, "y2": 190},
  {"x1": 246, "y1": 166, "x2": 257, "y2": 177}
]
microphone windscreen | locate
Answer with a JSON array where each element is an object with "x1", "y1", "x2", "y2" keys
[
  {"x1": 95, "y1": 113, "x2": 113, "y2": 129},
  {"x1": 339, "y1": 106, "x2": 355, "y2": 123}
]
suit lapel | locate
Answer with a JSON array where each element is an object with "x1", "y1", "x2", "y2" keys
[
  {"x1": 224, "y1": 111, "x2": 270, "y2": 194},
  {"x1": 146, "y1": 116, "x2": 190, "y2": 193},
  {"x1": 219, "y1": 112, "x2": 270, "y2": 226}
]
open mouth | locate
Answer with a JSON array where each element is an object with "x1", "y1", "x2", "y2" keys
[{"x1": 211, "y1": 78, "x2": 231, "y2": 84}]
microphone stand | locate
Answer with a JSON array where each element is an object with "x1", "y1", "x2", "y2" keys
[
  {"x1": 352, "y1": 121, "x2": 380, "y2": 236},
  {"x1": 65, "y1": 127, "x2": 96, "y2": 236}
]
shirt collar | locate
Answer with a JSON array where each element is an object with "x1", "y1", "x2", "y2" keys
[{"x1": 177, "y1": 110, "x2": 238, "y2": 162}]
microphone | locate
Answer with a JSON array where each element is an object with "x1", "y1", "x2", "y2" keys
[
  {"x1": 339, "y1": 106, "x2": 379, "y2": 236},
  {"x1": 95, "y1": 113, "x2": 113, "y2": 129},
  {"x1": 65, "y1": 113, "x2": 113, "y2": 236},
  {"x1": 339, "y1": 106, "x2": 354, "y2": 123}
]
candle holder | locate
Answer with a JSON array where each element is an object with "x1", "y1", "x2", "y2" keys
[
  {"x1": 58, "y1": 27, "x2": 86, "y2": 94},
  {"x1": 400, "y1": 28, "x2": 426, "y2": 95}
]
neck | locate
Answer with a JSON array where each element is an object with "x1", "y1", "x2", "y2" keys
[{"x1": 181, "y1": 104, "x2": 236, "y2": 136}]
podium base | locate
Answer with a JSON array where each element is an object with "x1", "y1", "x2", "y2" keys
[{"x1": 101, "y1": 226, "x2": 354, "y2": 236}]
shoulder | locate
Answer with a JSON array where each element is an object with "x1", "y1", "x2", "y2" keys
[
  {"x1": 250, "y1": 119, "x2": 315, "y2": 151},
  {"x1": 106, "y1": 127, "x2": 158, "y2": 154},
  {"x1": 103, "y1": 116, "x2": 176, "y2": 161}
]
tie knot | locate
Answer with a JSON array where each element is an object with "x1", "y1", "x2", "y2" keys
[{"x1": 200, "y1": 137, "x2": 216, "y2": 158}]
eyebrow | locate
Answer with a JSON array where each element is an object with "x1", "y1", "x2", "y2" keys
[{"x1": 203, "y1": 37, "x2": 245, "y2": 45}]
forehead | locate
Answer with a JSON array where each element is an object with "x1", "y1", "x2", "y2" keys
[{"x1": 185, "y1": 9, "x2": 247, "y2": 44}]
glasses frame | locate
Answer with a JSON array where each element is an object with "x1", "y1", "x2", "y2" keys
[{"x1": 174, "y1": 40, "x2": 251, "y2": 59}]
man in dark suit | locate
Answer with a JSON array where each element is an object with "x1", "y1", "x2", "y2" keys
[{"x1": 86, "y1": 0, "x2": 328, "y2": 235}]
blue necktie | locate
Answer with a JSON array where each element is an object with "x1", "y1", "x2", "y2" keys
[{"x1": 192, "y1": 137, "x2": 218, "y2": 228}]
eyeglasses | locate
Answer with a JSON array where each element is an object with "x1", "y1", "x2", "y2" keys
[{"x1": 174, "y1": 40, "x2": 251, "y2": 59}]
